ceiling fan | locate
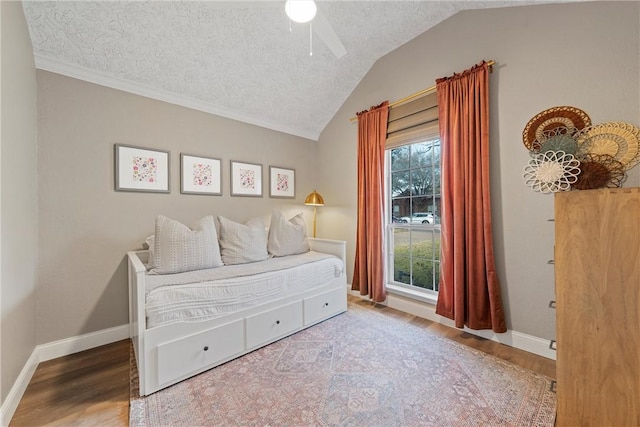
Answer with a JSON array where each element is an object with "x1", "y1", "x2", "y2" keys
[{"x1": 212, "y1": 1, "x2": 347, "y2": 59}]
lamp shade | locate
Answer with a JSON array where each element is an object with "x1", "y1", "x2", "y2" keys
[
  {"x1": 284, "y1": 0, "x2": 317, "y2": 24},
  {"x1": 304, "y1": 190, "x2": 324, "y2": 206}
]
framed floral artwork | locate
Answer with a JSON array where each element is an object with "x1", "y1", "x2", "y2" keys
[
  {"x1": 180, "y1": 154, "x2": 222, "y2": 195},
  {"x1": 115, "y1": 144, "x2": 170, "y2": 193},
  {"x1": 230, "y1": 160, "x2": 262, "y2": 197},
  {"x1": 269, "y1": 166, "x2": 295, "y2": 198}
]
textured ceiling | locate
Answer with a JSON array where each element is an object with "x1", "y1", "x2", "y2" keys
[{"x1": 23, "y1": 1, "x2": 549, "y2": 140}]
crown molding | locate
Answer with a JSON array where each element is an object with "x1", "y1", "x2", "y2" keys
[{"x1": 34, "y1": 54, "x2": 319, "y2": 141}]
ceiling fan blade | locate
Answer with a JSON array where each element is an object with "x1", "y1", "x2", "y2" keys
[
  {"x1": 206, "y1": 2, "x2": 346, "y2": 58},
  {"x1": 313, "y1": 9, "x2": 346, "y2": 59}
]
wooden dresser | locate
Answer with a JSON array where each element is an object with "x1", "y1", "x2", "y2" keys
[{"x1": 554, "y1": 187, "x2": 640, "y2": 426}]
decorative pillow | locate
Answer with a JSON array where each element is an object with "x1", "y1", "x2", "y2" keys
[
  {"x1": 268, "y1": 211, "x2": 310, "y2": 257},
  {"x1": 150, "y1": 215, "x2": 223, "y2": 274},
  {"x1": 144, "y1": 235, "x2": 155, "y2": 270},
  {"x1": 218, "y1": 216, "x2": 268, "y2": 265}
]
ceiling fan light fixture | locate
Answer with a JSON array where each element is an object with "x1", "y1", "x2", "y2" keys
[{"x1": 285, "y1": 0, "x2": 317, "y2": 24}]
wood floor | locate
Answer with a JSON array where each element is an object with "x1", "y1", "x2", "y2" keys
[
  {"x1": 9, "y1": 340, "x2": 130, "y2": 427},
  {"x1": 9, "y1": 296, "x2": 555, "y2": 426}
]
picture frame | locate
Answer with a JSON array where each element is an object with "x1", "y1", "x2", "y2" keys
[
  {"x1": 269, "y1": 166, "x2": 295, "y2": 198},
  {"x1": 230, "y1": 160, "x2": 263, "y2": 197},
  {"x1": 115, "y1": 144, "x2": 170, "y2": 193},
  {"x1": 180, "y1": 153, "x2": 222, "y2": 195}
]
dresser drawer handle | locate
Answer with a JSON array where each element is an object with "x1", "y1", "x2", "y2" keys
[
  {"x1": 324, "y1": 302, "x2": 329, "y2": 307},
  {"x1": 203, "y1": 346, "x2": 209, "y2": 352},
  {"x1": 276, "y1": 320, "x2": 280, "y2": 325}
]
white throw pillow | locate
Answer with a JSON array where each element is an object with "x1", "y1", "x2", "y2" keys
[
  {"x1": 218, "y1": 216, "x2": 269, "y2": 265},
  {"x1": 150, "y1": 215, "x2": 223, "y2": 274},
  {"x1": 268, "y1": 211, "x2": 310, "y2": 257},
  {"x1": 144, "y1": 235, "x2": 155, "y2": 270}
]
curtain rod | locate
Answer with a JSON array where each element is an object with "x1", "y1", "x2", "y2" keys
[{"x1": 349, "y1": 60, "x2": 495, "y2": 122}]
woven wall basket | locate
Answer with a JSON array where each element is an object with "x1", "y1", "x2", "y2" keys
[
  {"x1": 522, "y1": 150, "x2": 581, "y2": 193},
  {"x1": 572, "y1": 153, "x2": 626, "y2": 190},
  {"x1": 522, "y1": 106, "x2": 591, "y2": 151},
  {"x1": 575, "y1": 122, "x2": 640, "y2": 170},
  {"x1": 531, "y1": 131, "x2": 578, "y2": 156}
]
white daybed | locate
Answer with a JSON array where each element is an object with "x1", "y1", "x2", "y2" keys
[{"x1": 128, "y1": 237, "x2": 347, "y2": 396}]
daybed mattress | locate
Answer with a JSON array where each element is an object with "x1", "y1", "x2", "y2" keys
[{"x1": 145, "y1": 251, "x2": 343, "y2": 328}]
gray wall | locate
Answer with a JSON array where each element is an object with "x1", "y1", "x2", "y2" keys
[
  {"x1": 36, "y1": 71, "x2": 317, "y2": 344},
  {"x1": 317, "y1": 1, "x2": 640, "y2": 340},
  {"x1": 1, "y1": 1, "x2": 39, "y2": 404}
]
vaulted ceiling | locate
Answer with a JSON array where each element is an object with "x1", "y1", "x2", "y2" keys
[{"x1": 23, "y1": 1, "x2": 555, "y2": 140}]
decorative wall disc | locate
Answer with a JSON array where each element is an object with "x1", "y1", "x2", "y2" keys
[
  {"x1": 575, "y1": 122, "x2": 640, "y2": 170},
  {"x1": 572, "y1": 153, "x2": 626, "y2": 190},
  {"x1": 522, "y1": 106, "x2": 591, "y2": 150},
  {"x1": 523, "y1": 150, "x2": 581, "y2": 193},
  {"x1": 532, "y1": 132, "x2": 578, "y2": 156}
]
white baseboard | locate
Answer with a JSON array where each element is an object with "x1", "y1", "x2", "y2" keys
[
  {"x1": 1, "y1": 324, "x2": 129, "y2": 427},
  {"x1": 1, "y1": 350, "x2": 39, "y2": 427},
  {"x1": 347, "y1": 286, "x2": 556, "y2": 361},
  {"x1": 36, "y1": 324, "x2": 129, "y2": 363}
]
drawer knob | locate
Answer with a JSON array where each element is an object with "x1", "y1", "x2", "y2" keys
[
  {"x1": 203, "y1": 346, "x2": 209, "y2": 351},
  {"x1": 276, "y1": 320, "x2": 280, "y2": 325},
  {"x1": 324, "y1": 302, "x2": 329, "y2": 307}
]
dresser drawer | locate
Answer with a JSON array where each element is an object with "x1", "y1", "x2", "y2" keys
[
  {"x1": 157, "y1": 319, "x2": 244, "y2": 386},
  {"x1": 304, "y1": 287, "x2": 347, "y2": 325},
  {"x1": 245, "y1": 301, "x2": 303, "y2": 349}
]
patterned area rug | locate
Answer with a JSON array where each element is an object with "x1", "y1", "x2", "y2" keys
[{"x1": 130, "y1": 302, "x2": 556, "y2": 426}]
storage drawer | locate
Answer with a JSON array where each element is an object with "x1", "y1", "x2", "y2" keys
[
  {"x1": 245, "y1": 301, "x2": 303, "y2": 349},
  {"x1": 304, "y1": 287, "x2": 347, "y2": 326},
  {"x1": 157, "y1": 319, "x2": 244, "y2": 386}
]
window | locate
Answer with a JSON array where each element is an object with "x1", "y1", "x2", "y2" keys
[{"x1": 387, "y1": 138, "x2": 441, "y2": 295}]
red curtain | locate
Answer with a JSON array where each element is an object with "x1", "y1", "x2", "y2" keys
[
  {"x1": 352, "y1": 101, "x2": 389, "y2": 302},
  {"x1": 435, "y1": 62, "x2": 507, "y2": 333}
]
